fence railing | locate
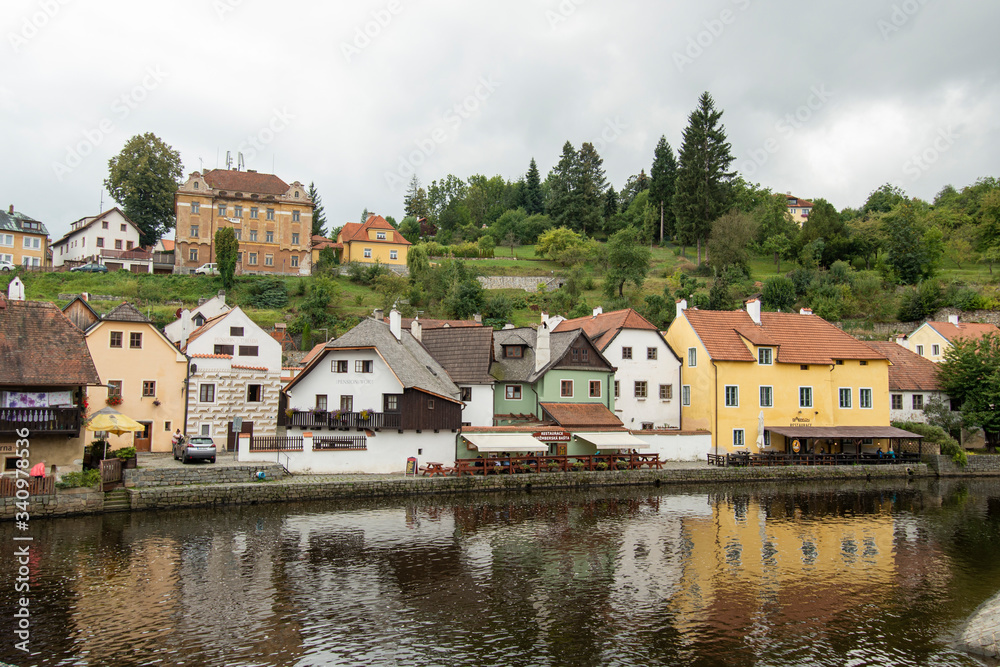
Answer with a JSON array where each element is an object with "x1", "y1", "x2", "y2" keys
[
  {"x1": 250, "y1": 436, "x2": 303, "y2": 451},
  {"x1": 0, "y1": 476, "x2": 55, "y2": 497},
  {"x1": 0, "y1": 407, "x2": 81, "y2": 435},
  {"x1": 454, "y1": 453, "x2": 663, "y2": 476},
  {"x1": 313, "y1": 435, "x2": 367, "y2": 451},
  {"x1": 707, "y1": 451, "x2": 922, "y2": 467},
  {"x1": 100, "y1": 458, "x2": 123, "y2": 491},
  {"x1": 286, "y1": 410, "x2": 401, "y2": 430}
]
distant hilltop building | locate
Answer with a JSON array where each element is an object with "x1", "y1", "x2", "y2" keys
[
  {"x1": 785, "y1": 193, "x2": 813, "y2": 226},
  {"x1": 174, "y1": 169, "x2": 314, "y2": 275},
  {"x1": 0, "y1": 205, "x2": 48, "y2": 268}
]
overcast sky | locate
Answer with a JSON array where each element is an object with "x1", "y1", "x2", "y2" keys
[{"x1": 5, "y1": 0, "x2": 998, "y2": 240}]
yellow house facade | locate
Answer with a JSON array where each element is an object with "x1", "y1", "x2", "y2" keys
[
  {"x1": 0, "y1": 206, "x2": 48, "y2": 268},
  {"x1": 901, "y1": 315, "x2": 999, "y2": 363},
  {"x1": 85, "y1": 304, "x2": 188, "y2": 452},
  {"x1": 666, "y1": 300, "x2": 891, "y2": 455},
  {"x1": 336, "y1": 214, "x2": 410, "y2": 265}
]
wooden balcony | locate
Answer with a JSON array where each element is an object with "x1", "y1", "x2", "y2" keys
[
  {"x1": 286, "y1": 409, "x2": 401, "y2": 431},
  {"x1": 0, "y1": 407, "x2": 81, "y2": 436}
]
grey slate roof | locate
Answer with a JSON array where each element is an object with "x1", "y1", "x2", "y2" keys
[
  {"x1": 492, "y1": 326, "x2": 612, "y2": 383},
  {"x1": 0, "y1": 208, "x2": 48, "y2": 236},
  {"x1": 323, "y1": 318, "x2": 461, "y2": 401},
  {"x1": 102, "y1": 303, "x2": 151, "y2": 323},
  {"x1": 420, "y1": 326, "x2": 495, "y2": 384}
]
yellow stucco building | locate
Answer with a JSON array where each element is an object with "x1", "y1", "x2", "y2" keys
[
  {"x1": 336, "y1": 214, "x2": 410, "y2": 266},
  {"x1": 665, "y1": 299, "x2": 893, "y2": 455},
  {"x1": 0, "y1": 205, "x2": 48, "y2": 268},
  {"x1": 900, "y1": 315, "x2": 999, "y2": 363},
  {"x1": 84, "y1": 303, "x2": 188, "y2": 452}
]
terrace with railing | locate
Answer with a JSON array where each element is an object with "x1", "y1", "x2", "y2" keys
[
  {"x1": 285, "y1": 409, "x2": 401, "y2": 431},
  {"x1": 0, "y1": 407, "x2": 81, "y2": 436}
]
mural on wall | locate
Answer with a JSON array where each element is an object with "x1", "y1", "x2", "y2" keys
[{"x1": 2, "y1": 391, "x2": 73, "y2": 408}]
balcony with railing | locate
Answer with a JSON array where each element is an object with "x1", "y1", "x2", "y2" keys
[
  {"x1": 285, "y1": 409, "x2": 401, "y2": 431},
  {"x1": 0, "y1": 407, "x2": 82, "y2": 435}
]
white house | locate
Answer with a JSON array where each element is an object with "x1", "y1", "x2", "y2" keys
[
  {"x1": 272, "y1": 311, "x2": 463, "y2": 473},
  {"x1": 183, "y1": 307, "x2": 282, "y2": 447},
  {"x1": 164, "y1": 291, "x2": 231, "y2": 346},
  {"x1": 866, "y1": 341, "x2": 950, "y2": 424},
  {"x1": 51, "y1": 208, "x2": 142, "y2": 267},
  {"x1": 554, "y1": 307, "x2": 682, "y2": 430}
]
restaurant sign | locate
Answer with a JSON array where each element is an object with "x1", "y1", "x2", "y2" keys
[{"x1": 533, "y1": 431, "x2": 571, "y2": 442}]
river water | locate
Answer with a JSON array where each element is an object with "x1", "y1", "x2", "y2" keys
[{"x1": 3, "y1": 479, "x2": 1000, "y2": 667}]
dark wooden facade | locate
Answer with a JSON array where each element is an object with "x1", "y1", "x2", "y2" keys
[{"x1": 400, "y1": 389, "x2": 462, "y2": 431}]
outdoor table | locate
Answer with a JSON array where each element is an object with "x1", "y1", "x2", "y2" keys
[{"x1": 422, "y1": 462, "x2": 450, "y2": 477}]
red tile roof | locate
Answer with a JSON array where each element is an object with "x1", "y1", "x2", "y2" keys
[
  {"x1": 182, "y1": 312, "x2": 230, "y2": 350},
  {"x1": 683, "y1": 309, "x2": 887, "y2": 364},
  {"x1": 233, "y1": 365, "x2": 269, "y2": 371},
  {"x1": 190, "y1": 353, "x2": 232, "y2": 359},
  {"x1": 202, "y1": 169, "x2": 290, "y2": 196},
  {"x1": 925, "y1": 321, "x2": 999, "y2": 343},
  {"x1": 0, "y1": 296, "x2": 102, "y2": 386},
  {"x1": 338, "y1": 215, "x2": 412, "y2": 246},
  {"x1": 539, "y1": 402, "x2": 624, "y2": 428},
  {"x1": 300, "y1": 341, "x2": 327, "y2": 366},
  {"x1": 552, "y1": 308, "x2": 658, "y2": 350},
  {"x1": 311, "y1": 234, "x2": 342, "y2": 250},
  {"x1": 864, "y1": 342, "x2": 941, "y2": 391},
  {"x1": 786, "y1": 195, "x2": 814, "y2": 208}
]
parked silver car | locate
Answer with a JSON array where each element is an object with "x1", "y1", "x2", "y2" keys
[{"x1": 174, "y1": 435, "x2": 217, "y2": 463}]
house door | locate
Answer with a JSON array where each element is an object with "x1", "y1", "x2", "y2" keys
[
  {"x1": 226, "y1": 420, "x2": 253, "y2": 452},
  {"x1": 133, "y1": 422, "x2": 152, "y2": 452}
]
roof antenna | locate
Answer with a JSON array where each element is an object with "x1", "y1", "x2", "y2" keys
[
  {"x1": 238, "y1": 152, "x2": 245, "y2": 171},
  {"x1": 225, "y1": 151, "x2": 233, "y2": 170}
]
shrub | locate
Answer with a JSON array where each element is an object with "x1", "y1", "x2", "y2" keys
[
  {"x1": 55, "y1": 469, "x2": 101, "y2": 490},
  {"x1": 892, "y1": 420, "x2": 966, "y2": 466},
  {"x1": 762, "y1": 276, "x2": 796, "y2": 312},
  {"x1": 244, "y1": 278, "x2": 289, "y2": 309}
]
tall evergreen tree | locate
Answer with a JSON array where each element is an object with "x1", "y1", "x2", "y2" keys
[
  {"x1": 546, "y1": 141, "x2": 577, "y2": 226},
  {"x1": 403, "y1": 175, "x2": 430, "y2": 219},
  {"x1": 524, "y1": 158, "x2": 543, "y2": 215},
  {"x1": 308, "y1": 182, "x2": 327, "y2": 237},
  {"x1": 573, "y1": 142, "x2": 607, "y2": 236},
  {"x1": 648, "y1": 136, "x2": 678, "y2": 244},
  {"x1": 672, "y1": 92, "x2": 736, "y2": 264}
]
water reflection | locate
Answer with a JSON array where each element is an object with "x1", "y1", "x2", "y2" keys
[{"x1": 2, "y1": 480, "x2": 999, "y2": 666}]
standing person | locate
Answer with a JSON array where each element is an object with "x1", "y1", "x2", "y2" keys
[{"x1": 172, "y1": 428, "x2": 182, "y2": 446}]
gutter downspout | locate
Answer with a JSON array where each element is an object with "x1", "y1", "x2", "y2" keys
[
  {"x1": 712, "y1": 359, "x2": 719, "y2": 457},
  {"x1": 183, "y1": 355, "x2": 192, "y2": 436}
]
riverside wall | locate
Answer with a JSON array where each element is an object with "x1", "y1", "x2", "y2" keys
[{"x1": 2, "y1": 463, "x2": 935, "y2": 521}]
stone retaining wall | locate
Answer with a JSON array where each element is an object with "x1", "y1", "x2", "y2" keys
[
  {"x1": 1, "y1": 487, "x2": 103, "y2": 520},
  {"x1": 927, "y1": 454, "x2": 1000, "y2": 475},
  {"x1": 123, "y1": 464, "x2": 285, "y2": 488},
  {"x1": 477, "y1": 276, "x2": 563, "y2": 292}
]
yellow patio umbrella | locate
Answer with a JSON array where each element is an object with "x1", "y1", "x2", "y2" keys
[{"x1": 86, "y1": 406, "x2": 144, "y2": 457}]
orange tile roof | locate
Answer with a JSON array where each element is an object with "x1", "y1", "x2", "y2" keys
[
  {"x1": 160, "y1": 239, "x2": 175, "y2": 252},
  {"x1": 202, "y1": 169, "x2": 290, "y2": 196},
  {"x1": 233, "y1": 365, "x2": 269, "y2": 371},
  {"x1": 300, "y1": 341, "x2": 327, "y2": 366},
  {"x1": 552, "y1": 308, "x2": 658, "y2": 350},
  {"x1": 786, "y1": 195, "x2": 814, "y2": 207},
  {"x1": 539, "y1": 402, "x2": 624, "y2": 428},
  {"x1": 683, "y1": 309, "x2": 887, "y2": 364},
  {"x1": 864, "y1": 342, "x2": 941, "y2": 392},
  {"x1": 925, "y1": 321, "x2": 999, "y2": 343},
  {"x1": 337, "y1": 215, "x2": 412, "y2": 246},
  {"x1": 311, "y1": 234, "x2": 342, "y2": 250},
  {"x1": 182, "y1": 312, "x2": 229, "y2": 349},
  {"x1": 190, "y1": 353, "x2": 232, "y2": 359}
]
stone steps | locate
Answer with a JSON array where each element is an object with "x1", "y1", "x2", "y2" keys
[{"x1": 103, "y1": 489, "x2": 130, "y2": 512}]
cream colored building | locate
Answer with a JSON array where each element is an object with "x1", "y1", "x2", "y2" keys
[
  {"x1": 174, "y1": 169, "x2": 314, "y2": 275},
  {"x1": 899, "y1": 315, "x2": 999, "y2": 363},
  {"x1": 84, "y1": 303, "x2": 188, "y2": 452}
]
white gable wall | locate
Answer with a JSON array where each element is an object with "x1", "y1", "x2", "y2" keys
[
  {"x1": 52, "y1": 210, "x2": 141, "y2": 266},
  {"x1": 186, "y1": 307, "x2": 281, "y2": 372},
  {"x1": 607, "y1": 329, "x2": 682, "y2": 429},
  {"x1": 286, "y1": 348, "x2": 402, "y2": 412},
  {"x1": 459, "y1": 383, "x2": 494, "y2": 427}
]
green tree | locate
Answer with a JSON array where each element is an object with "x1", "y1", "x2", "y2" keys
[
  {"x1": 762, "y1": 276, "x2": 796, "y2": 311},
  {"x1": 403, "y1": 175, "x2": 430, "y2": 219},
  {"x1": 546, "y1": 141, "x2": 577, "y2": 226},
  {"x1": 104, "y1": 132, "x2": 183, "y2": 247},
  {"x1": 797, "y1": 199, "x2": 853, "y2": 268},
  {"x1": 301, "y1": 278, "x2": 340, "y2": 328},
  {"x1": 863, "y1": 183, "x2": 908, "y2": 215},
  {"x1": 308, "y1": 182, "x2": 327, "y2": 237},
  {"x1": 883, "y1": 201, "x2": 927, "y2": 284},
  {"x1": 707, "y1": 210, "x2": 759, "y2": 274},
  {"x1": 398, "y1": 216, "x2": 421, "y2": 243},
  {"x1": 536, "y1": 227, "x2": 583, "y2": 260},
  {"x1": 938, "y1": 333, "x2": 1000, "y2": 450},
  {"x1": 373, "y1": 272, "x2": 410, "y2": 311},
  {"x1": 524, "y1": 158, "x2": 544, "y2": 215},
  {"x1": 603, "y1": 226, "x2": 651, "y2": 298},
  {"x1": 214, "y1": 227, "x2": 239, "y2": 290},
  {"x1": 648, "y1": 136, "x2": 678, "y2": 243},
  {"x1": 672, "y1": 92, "x2": 736, "y2": 264}
]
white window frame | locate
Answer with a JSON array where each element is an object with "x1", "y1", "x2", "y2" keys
[
  {"x1": 932, "y1": 344, "x2": 940, "y2": 356},
  {"x1": 733, "y1": 429, "x2": 745, "y2": 448},
  {"x1": 860, "y1": 387, "x2": 873, "y2": 409},
  {"x1": 682, "y1": 385, "x2": 691, "y2": 406},
  {"x1": 687, "y1": 347, "x2": 697, "y2": 367},
  {"x1": 759, "y1": 385, "x2": 773, "y2": 408},
  {"x1": 200, "y1": 423, "x2": 212, "y2": 436},
  {"x1": 839, "y1": 387, "x2": 852, "y2": 409},
  {"x1": 758, "y1": 347, "x2": 773, "y2": 365},
  {"x1": 724, "y1": 385, "x2": 739, "y2": 407},
  {"x1": 390, "y1": 249, "x2": 398, "y2": 260},
  {"x1": 799, "y1": 386, "x2": 813, "y2": 409},
  {"x1": 364, "y1": 247, "x2": 372, "y2": 259},
  {"x1": 916, "y1": 344, "x2": 924, "y2": 356}
]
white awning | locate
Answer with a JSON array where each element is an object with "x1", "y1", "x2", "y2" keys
[
  {"x1": 574, "y1": 432, "x2": 650, "y2": 449},
  {"x1": 461, "y1": 433, "x2": 548, "y2": 453}
]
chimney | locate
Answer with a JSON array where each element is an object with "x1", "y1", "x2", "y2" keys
[
  {"x1": 746, "y1": 298, "x2": 761, "y2": 325},
  {"x1": 676, "y1": 298, "x2": 688, "y2": 320},
  {"x1": 389, "y1": 308, "x2": 402, "y2": 341},
  {"x1": 474, "y1": 313, "x2": 482, "y2": 324},
  {"x1": 800, "y1": 308, "x2": 813, "y2": 315},
  {"x1": 179, "y1": 309, "x2": 192, "y2": 350},
  {"x1": 540, "y1": 311, "x2": 548, "y2": 324},
  {"x1": 81, "y1": 292, "x2": 89, "y2": 302},
  {"x1": 410, "y1": 317, "x2": 422, "y2": 342},
  {"x1": 373, "y1": 308, "x2": 384, "y2": 322},
  {"x1": 536, "y1": 322, "x2": 551, "y2": 372},
  {"x1": 593, "y1": 306, "x2": 603, "y2": 317},
  {"x1": 948, "y1": 314, "x2": 959, "y2": 326},
  {"x1": 503, "y1": 323, "x2": 515, "y2": 330},
  {"x1": 8, "y1": 205, "x2": 12, "y2": 214}
]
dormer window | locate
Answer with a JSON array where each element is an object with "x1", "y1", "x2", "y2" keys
[
  {"x1": 193, "y1": 182, "x2": 199, "y2": 189},
  {"x1": 504, "y1": 345, "x2": 523, "y2": 359},
  {"x1": 376, "y1": 231, "x2": 386, "y2": 240},
  {"x1": 758, "y1": 348, "x2": 773, "y2": 365}
]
